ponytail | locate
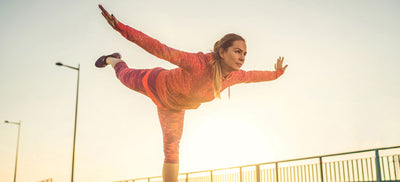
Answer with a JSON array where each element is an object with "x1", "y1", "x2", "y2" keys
[
  {"x1": 211, "y1": 34, "x2": 245, "y2": 99},
  {"x1": 212, "y1": 51, "x2": 223, "y2": 99}
]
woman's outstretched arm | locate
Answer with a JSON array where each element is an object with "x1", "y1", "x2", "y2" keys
[
  {"x1": 244, "y1": 56, "x2": 287, "y2": 82},
  {"x1": 224, "y1": 57, "x2": 288, "y2": 87},
  {"x1": 99, "y1": 4, "x2": 202, "y2": 70}
]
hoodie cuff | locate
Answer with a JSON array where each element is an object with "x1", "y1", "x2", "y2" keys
[
  {"x1": 114, "y1": 21, "x2": 124, "y2": 32},
  {"x1": 276, "y1": 69, "x2": 284, "y2": 78}
]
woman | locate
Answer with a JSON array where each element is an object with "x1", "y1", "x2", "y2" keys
[{"x1": 97, "y1": 4, "x2": 287, "y2": 182}]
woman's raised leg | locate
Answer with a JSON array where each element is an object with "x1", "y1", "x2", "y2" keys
[
  {"x1": 106, "y1": 57, "x2": 125, "y2": 68},
  {"x1": 108, "y1": 57, "x2": 154, "y2": 96}
]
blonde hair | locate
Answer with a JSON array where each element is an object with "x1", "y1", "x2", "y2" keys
[{"x1": 212, "y1": 33, "x2": 245, "y2": 99}]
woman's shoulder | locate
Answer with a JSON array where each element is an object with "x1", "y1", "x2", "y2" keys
[
  {"x1": 194, "y1": 52, "x2": 213, "y2": 58},
  {"x1": 190, "y1": 51, "x2": 213, "y2": 64},
  {"x1": 185, "y1": 52, "x2": 214, "y2": 72},
  {"x1": 199, "y1": 52, "x2": 213, "y2": 63}
]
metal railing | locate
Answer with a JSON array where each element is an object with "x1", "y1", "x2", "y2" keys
[
  {"x1": 38, "y1": 178, "x2": 53, "y2": 182},
  {"x1": 115, "y1": 145, "x2": 400, "y2": 182}
]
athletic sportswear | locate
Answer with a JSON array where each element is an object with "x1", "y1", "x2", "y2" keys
[
  {"x1": 114, "y1": 22, "x2": 284, "y2": 111},
  {"x1": 111, "y1": 22, "x2": 284, "y2": 163}
]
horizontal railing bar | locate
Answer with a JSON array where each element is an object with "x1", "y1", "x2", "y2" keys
[
  {"x1": 115, "y1": 145, "x2": 400, "y2": 182},
  {"x1": 180, "y1": 145, "x2": 400, "y2": 175}
]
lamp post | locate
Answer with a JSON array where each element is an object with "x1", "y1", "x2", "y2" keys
[
  {"x1": 55, "y1": 62, "x2": 80, "y2": 182},
  {"x1": 4, "y1": 120, "x2": 21, "y2": 182}
]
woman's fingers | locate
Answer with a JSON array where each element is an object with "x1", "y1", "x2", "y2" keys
[
  {"x1": 101, "y1": 12, "x2": 107, "y2": 19},
  {"x1": 275, "y1": 56, "x2": 288, "y2": 72},
  {"x1": 277, "y1": 57, "x2": 282, "y2": 68},
  {"x1": 101, "y1": 13, "x2": 112, "y2": 25},
  {"x1": 99, "y1": 5, "x2": 113, "y2": 21},
  {"x1": 283, "y1": 65, "x2": 288, "y2": 71},
  {"x1": 99, "y1": 4, "x2": 111, "y2": 17},
  {"x1": 111, "y1": 14, "x2": 118, "y2": 26},
  {"x1": 281, "y1": 57, "x2": 287, "y2": 72},
  {"x1": 100, "y1": 7, "x2": 117, "y2": 27},
  {"x1": 279, "y1": 56, "x2": 284, "y2": 65}
]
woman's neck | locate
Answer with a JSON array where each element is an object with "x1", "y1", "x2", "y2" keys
[{"x1": 221, "y1": 68, "x2": 231, "y2": 79}]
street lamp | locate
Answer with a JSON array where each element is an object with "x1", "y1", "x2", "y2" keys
[
  {"x1": 4, "y1": 120, "x2": 21, "y2": 182},
  {"x1": 55, "y1": 62, "x2": 80, "y2": 182}
]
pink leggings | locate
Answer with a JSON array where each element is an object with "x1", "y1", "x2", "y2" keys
[{"x1": 115, "y1": 62, "x2": 184, "y2": 163}]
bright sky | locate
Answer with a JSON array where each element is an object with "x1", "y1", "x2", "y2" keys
[{"x1": 1, "y1": 0, "x2": 399, "y2": 181}]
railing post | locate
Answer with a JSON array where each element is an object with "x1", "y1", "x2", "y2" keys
[
  {"x1": 240, "y1": 167, "x2": 243, "y2": 182},
  {"x1": 186, "y1": 173, "x2": 189, "y2": 182},
  {"x1": 210, "y1": 170, "x2": 213, "y2": 182},
  {"x1": 375, "y1": 149, "x2": 382, "y2": 182},
  {"x1": 319, "y1": 157, "x2": 324, "y2": 182},
  {"x1": 256, "y1": 165, "x2": 261, "y2": 182},
  {"x1": 275, "y1": 162, "x2": 279, "y2": 182}
]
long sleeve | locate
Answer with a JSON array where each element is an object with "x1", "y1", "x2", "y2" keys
[
  {"x1": 115, "y1": 22, "x2": 203, "y2": 71},
  {"x1": 223, "y1": 69, "x2": 284, "y2": 87}
]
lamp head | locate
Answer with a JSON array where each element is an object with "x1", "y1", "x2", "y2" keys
[{"x1": 56, "y1": 62, "x2": 63, "y2": 66}]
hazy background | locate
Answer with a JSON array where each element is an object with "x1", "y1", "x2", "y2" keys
[{"x1": 1, "y1": 0, "x2": 399, "y2": 181}]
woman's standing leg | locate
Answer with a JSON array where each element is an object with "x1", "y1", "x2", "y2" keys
[{"x1": 157, "y1": 107, "x2": 185, "y2": 182}]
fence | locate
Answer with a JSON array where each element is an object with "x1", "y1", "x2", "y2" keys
[
  {"x1": 38, "y1": 178, "x2": 53, "y2": 182},
  {"x1": 115, "y1": 145, "x2": 400, "y2": 182}
]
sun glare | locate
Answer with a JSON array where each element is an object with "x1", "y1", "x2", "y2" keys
[{"x1": 181, "y1": 109, "x2": 275, "y2": 171}]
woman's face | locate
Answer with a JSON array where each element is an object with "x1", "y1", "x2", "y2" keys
[{"x1": 219, "y1": 40, "x2": 247, "y2": 75}]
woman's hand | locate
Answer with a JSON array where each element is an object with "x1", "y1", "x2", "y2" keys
[
  {"x1": 99, "y1": 4, "x2": 119, "y2": 29},
  {"x1": 274, "y1": 56, "x2": 288, "y2": 72}
]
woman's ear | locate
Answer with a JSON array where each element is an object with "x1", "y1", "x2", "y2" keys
[{"x1": 219, "y1": 48, "x2": 225, "y2": 59}]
